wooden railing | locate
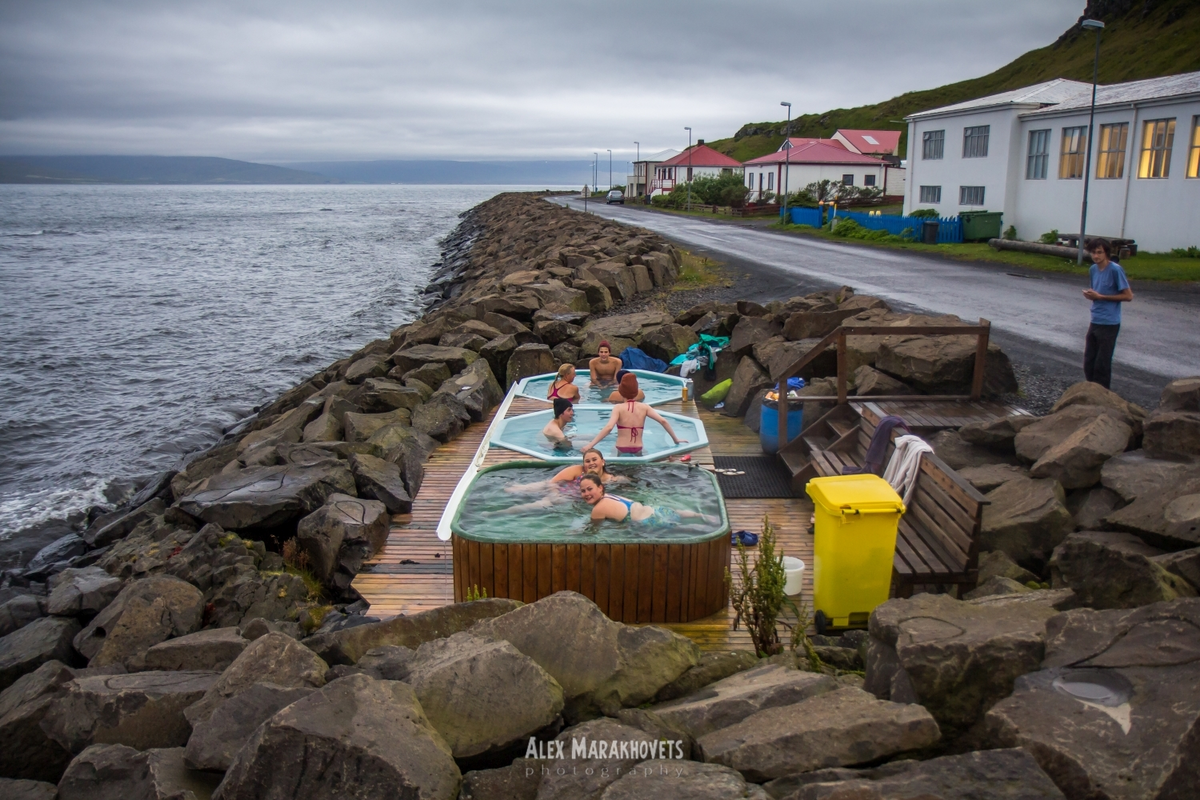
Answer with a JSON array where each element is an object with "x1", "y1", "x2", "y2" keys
[{"x1": 775, "y1": 320, "x2": 992, "y2": 452}]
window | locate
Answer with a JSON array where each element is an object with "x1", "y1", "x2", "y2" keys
[
  {"x1": 1138, "y1": 118, "x2": 1175, "y2": 178},
  {"x1": 1096, "y1": 123, "x2": 1128, "y2": 178},
  {"x1": 864, "y1": 174, "x2": 876, "y2": 187},
  {"x1": 1059, "y1": 127, "x2": 1087, "y2": 178},
  {"x1": 963, "y1": 126, "x2": 990, "y2": 158},
  {"x1": 919, "y1": 185, "x2": 941, "y2": 203},
  {"x1": 959, "y1": 186, "x2": 985, "y2": 205},
  {"x1": 922, "y1": 130, "x2": 944, "y2": 160},
  {"x1": 842, "y1": 174, "x2": 854, "y2": 186},
  {"x1": 1026, "y1": 129, "x2": 1050, "y2": 179},
  {"x1": 767, "y1": 172, "x2": 774, "y2": 191},
  {"x1": 1189, "y1": 117, "x2": 1200, "y2": 178}
]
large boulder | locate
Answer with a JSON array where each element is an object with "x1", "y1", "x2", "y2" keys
[
  {"x1": 343, "y1": 408, "x2": 411, "y2": 442},
  {"x1": 1155, "y1": 546, "x2": 1200, "y2": 591},
  {"x1": 0, "y1": 661, "x2": 76, "y2": 782},
  {"x1": 1068, "y1": 485, "x2": 1123, "y2": 530},
  {"x1": 175, "y1": 462, "x2": 356, "y2": 531},
  {"x1": 1142, "y1": 410, "x2": 1200, "y2": 459},
  {"x1": 639, "y1": 324, "x2": 699, "y2": 364},
  {"x1": 696, "y1": 687, "x2": 940, "y2": 783},
  {"x1": 574, "y1": 279, "x2": 613, "y2": 313},
  {"x1": 0, "y1": 779, "x2": 58, "y2": 800},
  {"x1": 213, "y1": 674, "x2": 461, "y2": 800},
  {"x1": 412, "y1": 393, "x2": 472, "y2": 443},
  {"x1": 650, "y1": 650, "x2": 760, "y2": 703},
  {"x1": 980, "y1": 477, "x2": 1073, "y2": 567},
  {"x1": 959, "y1": 414, "x2": 1040, "y2": 452},
  {"x1": 297, "y1": 492, "x2": 389, "y2": 583},
  {"x1": 347, "y1": 377, "x2": 425, "y2": 413},
  {"x1": 958, "y1": 464, "x2": 1029, "y2": 493},
  {"x1": 480, "y1": 334, "x2": 519, "y2": 387},
  {"x1": 372, "y1": 424, "x2": 436, "y2": 498},
  {"x1": 0, "y1": 595, "x2": 46, "y2": 638},
  {"x1": 469, "y1": 592, "x2": 699, "y2": 720},
  {"x1": 1028, "y1": 414, "x2": 1133, "y2": 489},
  {"x1": 184, "y1": 683, "x2": 316, "y2": 772},
  {"x1": 600, "y1": 760, "x2": 769, "y2": 800},
  {"x1": 436, "y1": 358, "x2": 504, "y2": 422},
  {"x1": 185, "y1": 632, "x2": 326, "y2": 726},
  {"x1": 402, "y1": 360, "x2": 453, "y2": 393},
  {"x1": 42, "y1": 670, "x2": 218, "y2": 754},
  {"x1": 58, "y1": 744, "x2": 220, "y2": 800},
  {"x1": 506, "y1": 343, "x2": 557, "y2": 388},
  {"x1": 852, "y1": 364, "x2": 914, "y2": 397},
  {"x1": 142, "y1": 627, "x2": 247, "y2": 672},
  {"x1": 782, "y1": 308, "x2": 858, "y2": 341},
  {"x1": 985, "y1": 598, "x2": 1200, "y2": 800},
  {"x1": 722, "y1": 356, "x2": 772, "y2": 418},
  {"x1": 976, "y1": 549, "x2": 1040, "y2": 585},
  {"x1": 343, "y1": 354, "x2": 389, "y2": 384},
  {"x1": 0, "y1": 617, "x2": 81, "y2": 691},
  {"x1": 73, "y1": 575, "x2": 203, "y2": 669},
  {"x1": 1100, "y1": 449, "x2": 1197, "y2": 503},
  {"x1": 535, "y1": 717, "x2": 662, "y2": 800},
  {"x1": 1051, "y1": 380, "x2": 1146, "y2": 425},
  {"x1": 864, "y1": 592, "x2": 1064, "y2": 741},
  {"x1": 929, "y1": 430, "x2": 1020, "y2": 470},
  {"x1": 1103, "y1": 473, "x2": 1200, "y2": 550},
  {"x1": 1160, "y1": 376, "x2": 1200, "y2": 412},
  {"x1": 405, "y1": 632, "x2": 564, "y2": 759},
  {"x1": 390, "y1": 343, "x2": 478, "y2": 376},
  {"x1": 1050, "y1": 531, "x2": 1196, "y2": 609},
  {"x1": 727, "y1": 317, "x2": 780, "y2": 359},
  {"x1": 1015, "y1": 405, "x2": 1137, "y2": 464},
  {"x1": 876, "y1": 336, "x2": 1017, "y2": 395}
]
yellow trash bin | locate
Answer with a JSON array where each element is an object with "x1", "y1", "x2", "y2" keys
[{"x1": 805, "y1": 474, "x2": 905, "y2": 632}]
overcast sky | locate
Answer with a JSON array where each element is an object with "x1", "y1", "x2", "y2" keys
[{"x1": 0, "y1": 1, "x2": 1085, "y2": 162}]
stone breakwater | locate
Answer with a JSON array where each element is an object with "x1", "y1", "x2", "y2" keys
[{"x1": 1, "y1": 191, "x2": 1200, "y2": 799}]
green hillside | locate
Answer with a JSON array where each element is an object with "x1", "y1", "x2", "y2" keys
[{"x1": 711, "y1": 0, "x2": 1200, "y2": 162}]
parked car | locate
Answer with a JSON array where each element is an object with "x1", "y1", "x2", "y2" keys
[{"x1": 605, "y1": 190, "x2": 624, "y2": 205}]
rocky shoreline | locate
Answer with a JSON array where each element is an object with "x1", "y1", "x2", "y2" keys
[{"x1": 2, "y1": 192, "x2": 1199, "y2": 799}]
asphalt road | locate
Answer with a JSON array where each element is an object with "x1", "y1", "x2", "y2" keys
[{"x1": 550, "y1": 197, "x2": 1200, "y2": 409}]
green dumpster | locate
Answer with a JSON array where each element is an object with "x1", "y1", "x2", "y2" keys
[{"x1": 959, "y1": 211, "x2": 1003, "y2": 242}]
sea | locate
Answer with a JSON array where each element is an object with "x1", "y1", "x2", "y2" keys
[{"x1": 0, "y1": 183, "x2": 554, "y2": 567}]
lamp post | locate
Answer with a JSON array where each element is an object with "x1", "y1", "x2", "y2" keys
[
  {"x1": 1077, "y1": 18, "x2": 1105, "y2": 265},
  {"x1": 684, "y1": 126, "x2": 692, "y2": 211},
  {"x1": 780, "y1": 101, "x2": 792, "y2": 224},
  {"x1": 634, "y1": 141, "x2": 639, "y2": 197},
  {"x1": 607, "y1": 149, "x2": 612, "y2": 191},
  {"x1": 593, "y1": 152, "x2": 598, "y2": 199}
]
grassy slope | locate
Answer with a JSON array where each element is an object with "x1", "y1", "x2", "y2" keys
[{"x1": 711, "y1": 2, "x2": 1200, "y2": 162}]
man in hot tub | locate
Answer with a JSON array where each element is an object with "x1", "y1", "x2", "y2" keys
[
  {"x1": 579, "y1": 474, "x2": 718, "y2": 526},
  {"x1": 542, "y1": 398, "x2": 576, "y2": 449}
]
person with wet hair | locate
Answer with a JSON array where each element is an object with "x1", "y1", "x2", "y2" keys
[
  {"x1": 1081, "y1": 237, "x2": 1133, "y2": 390},
  {"x1": 547, "y1": 363, "x2": 580, "y2": 403},
  {"x1": 496, "y1": 448, "x2": 625, "y2": 515},
  {"x1": 542, "y1": 397, "x2": 575, "y2": 447},
  {"x1": 579, "y1": 474, "x2": 716, "y2": 526},
  {"x1": 606, "y1": 369, "x2": 645, "y2": 402},
  {"x1": 585, "y1": 373, "x2": 685, "y2": 455},
  {"x1": 589, "y1": 341, "x2": 622, "y2": 385}
]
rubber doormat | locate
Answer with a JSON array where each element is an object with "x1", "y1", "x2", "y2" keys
[{"x1": 711, "y1": 456, "x2": 795, "y2": 498}]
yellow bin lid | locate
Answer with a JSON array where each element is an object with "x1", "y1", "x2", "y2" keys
[{"x1": 806, "y1": 474, "x2": 905, "y2": 515}]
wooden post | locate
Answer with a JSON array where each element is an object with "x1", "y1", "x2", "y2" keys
[
  {"x1": 837, "y1": 330, "x2": 848, "y2": 404},
  {"x1": 971, "y1": 318, "x2": 991, "y2": 400},
  {"x1": 778, "y1": 371, "x2": 789, "y2": 452}
]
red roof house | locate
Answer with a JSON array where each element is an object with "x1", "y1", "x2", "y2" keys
[{"x1": 650, "y1": 142, "x2": 743, "y2": 196}]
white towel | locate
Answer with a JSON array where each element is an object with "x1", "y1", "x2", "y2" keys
[
  {"x1": 679, "y1": 358, "x2": 700, "y2": 379},
  {"x1": 882, "y1": 434, "x2": 933, "y2": 506}
]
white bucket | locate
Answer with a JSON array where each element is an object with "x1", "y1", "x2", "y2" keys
[{"x1": 782, "y1": 556, "x2": 805, "y2": 596}]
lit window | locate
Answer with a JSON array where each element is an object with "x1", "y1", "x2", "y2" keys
[
  {"x1": 1096, "y1": 123, "x2": 1128, "y2": 179},
  {"x1": 864, "y1": 174, "x2": 876, "y2": 187},
  {"x1": 1059, "y1": 127, "x2": 1087, "y2": 179},
  {"x1": 919, "y1": 185, "x2": 941, "y2": 203},
  {"x1": 922, "y1": 130, "x2": 944, "y2": 160},
  {"x1": 842, "y1": 174, "x2": 854, "y2": 186},
  {"x1": 1138, "y1": 119, "x2": 1175, "y2": 178},
  {"x1": 960, "y1": 186, "x2": 985, "y2": 205},
  {"x1": 1186, "y1": 116, "x2": 1199, "y2": 178},
  {"x1": 1026, "y1": 129, "x2": 1050, "y2": 179},
  {"x1": 963, "y1": 126, "x2": 990, "y2": 158}
]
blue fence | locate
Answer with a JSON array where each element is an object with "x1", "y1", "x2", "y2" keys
[
  {"x1": 784, "y1": 206, "x2": 823, "y2": 227},
  {"x1": 786, "y1": 206, "x2": 964, "y2": 243}
]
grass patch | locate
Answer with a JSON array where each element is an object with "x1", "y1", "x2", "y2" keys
[
  {"x1": 771, "y1": 223, "x2": 1200, "y2": 282},
  {"x1": 675, "y1": 249, "x2": 731, "y2": 289}
]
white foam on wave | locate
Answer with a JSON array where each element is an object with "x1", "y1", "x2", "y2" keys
[{"x1": 0, "y1": 477, "x2": 114, "y2": 541}]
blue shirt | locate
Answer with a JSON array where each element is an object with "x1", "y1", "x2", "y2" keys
[{"x1": 1089, "y1": 262, "x2": 1129, "y2": 325}]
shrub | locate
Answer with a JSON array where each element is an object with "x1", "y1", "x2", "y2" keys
[
  {"x1": 1040, "y1": 229, "x2": 1060, "y2": 244},
  {"x1": 1170, "y1": 246, "x2": 1200, "y2": 258},
  {"x1": 909, "y1": 208, "x2": 939, "y2": 219},
  {"x1": 653, "y1": 173, "x2": 750, "y2": 209},
  {"x1": 1003, "y1": 225, "x2": 1018, "y2": 240},
  {"x1": 829, "y1": 218, "x2": 912, "y2": 243},
  {"x1": 794, "y1": 180, "x2": 883, "y2": 206}
]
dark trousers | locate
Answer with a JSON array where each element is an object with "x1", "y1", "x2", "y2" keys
[{"x1": 1084, "y1": 323, "x2": 1120, "y2": 389}]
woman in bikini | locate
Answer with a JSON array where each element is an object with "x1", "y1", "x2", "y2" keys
[
  {"x1": 585, "y1": 373, "x2": 685, "y2": 455},
  {"x1": 496, "y1": 449, "x2": 626, "y2": 514},
  {"x1": 605, "y1": 370, "x2": 644, "y2": 403},
  {"x1": 546, "y1": 364, "x2": 580, "y2": 403},
  {"x1": 579, "y1": 474, "x2": 717, "y2": 526}
]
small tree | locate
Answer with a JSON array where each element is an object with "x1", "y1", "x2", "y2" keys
[{"x1": 726, "y1": 516, "x2": 789, "y2": 656}]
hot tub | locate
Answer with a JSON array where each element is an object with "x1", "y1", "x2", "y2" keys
[
  {"x1": 449, "y1": 461, "x2": 731, "y2": 623},
  {"x1": 514, "y1": 369, "x2": 687, "y2": 406},
  {"x1": 489, "y1": 405, "x2": 707, "y2": 463}
]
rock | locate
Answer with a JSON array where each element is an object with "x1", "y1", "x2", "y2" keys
[
  {"x1": 459, "y1": 765, "x2": 540, "y2": 800},
  {"x1": 481, "y1": 334, "x2": 519, "y2": 387},
  {"x1": 976, "y1": 550, "x2": 1040, "y2": 585},
  {"x1": 58, "y1": 744, "x2": 219, "y2": 800},
  {"x1": 343, "y1": 408, "x2": 411, "y2": 442},
  {"x1": 1154, "y1": 546, "x2": 1200, "y2": 591},
  {"x1": 0, "y1": 595, "x2": 47, "y2": 637},
  {"x1": 1103, "y1": 473, "x2": 1200, "y2": 550},
  {"x1": 1143, "y1": 410, "x2": 1200, "y2": 459},
  {"x1": 727, "y1": 317, "x2": 781, "y2": 359},
  {"x1": 590, "y1": 263, "x2": 638, "y2": 302},
  {"x1": 963, "y1": 575, "x2": 1033, "y2": 599},
  {"x1": 0, "y1": 660, "x2": 76, "y2": 782},
  {"x1": 440, "y1": 331, "x2": 488, "y2": 351},
  {"x1": 213, "y1": 674, "x2": 461, "y2": 800},
  {"x1": 506, "y1": 343, "x2": 556, "y2": 388},
  {"x1": 479, "y1": 292, "x2": 543, "y2": 321},
  {"x1": 1028, "y1": 414, "x2": 1133, "y2": 489},
  {"x1": 533, "y1": 318, "x2": 580, "y2": 347},
  {"x1": 355, "y1": 645, "x2": 415, "y2": 680},
  {"x1": 641, "y1": 663, "x2": 836, "y2": 740},
  {"x1": 405, "y1": 632, "x2": 564, "y2": 758},
  {"x1": 600, "y1": 760, "x2": 769, "y2": 800},
  {"x1": 185, "y1": 632, "x2": 327, "y2": 725},
  {"x1": 236, "y1": 397, "x2": 325, "y2": 455},
  {"x1": 851, "y1": 364, "x2": 913, "y2": 396},
  {"x1": 1015, "y1": 405, "x2": 1137, "y2": 464},
  {"x1": 876, "y1": 336, "x2": 1017, "y2": 395},
  {"x1": 390, "y1": 343, "x2": 478, "y2": 376},
  {"x1": 175, "y1": 462, "x2": 356, "y2": 531},
  {"x1": 372, "y1": 425, "x2": 435, "y2": 498},
  {"x1": 651, "y1": 650, "x2": 760, "y2": 703},
  {"x1": 696, "y1": 687, "x2": 940, "y2": 782},
  {"x1": 412, "y1": 393, "x2": 472, "y2": 443},
  {"x1": 985, "y1": 599, "x2": 1200, "y2": 800},
  {"x1": 536, "y1": 717, "x2": 662, "y2": 800},
  {"x1": 957, "y1": 464, "x2": 1028, "y2": 493},
  {"x1": 184, "y1": 682, "x2": 315, "y2": 772},
  {"x1": 403, "y1": 361, "x2": 453, "y2": 392},
  {"x1": 470, "y1": 592, "x2": 699, "y2": 720},
  {"x1": 73, "y1": 575, "x2": 203, "y2": 669},
  {"x1": 0, "y1": 779, "x2": 58, "y2": 800},
  {"x1": 574, "y1": 279, "x2": 614, "y2": 313},
  {"x1": 42, "y1": 670, "x2": 217, "y2": 753},
  {"x1": 1067, "y1": 485, "x2": 1122, "y2": 530},
  {"x1": 928, "y1": 430, "x2": 1019, "y2": 470},
  {"x1": 959, "y1": 415, "x2": 1040, "y2": 452},
  {"x1": 1160, "y1": 376, "x2": 1200, "y2": 412},
  {"x1": 1100, "y1": 449, "x2": 1197, "y2": 503},
  {"x1": 1050, "y1": 531, "x2": 1195, "y2": 609},
  {"x1": 47, "y1": 567, "x2": 122, "y2": 619},
  {"x1": 0, "y1": 618, "x2": 81, "y2": 692},
  {"x1": 297, "y1": 492, "x2": 387, "y2": 581},
  {"x1": 343, "y1": 354, "x2": 389, "y2": 384},
  {"x1": 639, "y1": 324, "x2": 699, "y2": 364},
  {"x1": 782, "y1": 309, "x2": 858, "y2": 341},
  {"x1": 22, "y1": 533, "x2": 89, "y2": 581},
  {"x1": 1052, "y1": 380, "x2": 1147, "y2": 422},
  {"x1": 84, "y1": 500, "x2": 168, "y2": 549},
  {"x1": 436, "y1": 358, "x2": 504, "y2": 422},
  {"x1": 300, "y1": 409, "x2": 342, "y2": 442},
  {"x1": 142, "y1": 627, "x2": 247, "y2": 672},
  {"x1": 762, "y1": 748, "x2": 1065, "y2": 800},
  {"x1": 304, "y1": 598, "x2": 521, "y2": 665},
  {"x1": 347, "y1": 377, "x2": 425, "y2": 413},
  {"x1": 722, "y1": 357, "x2": 772, "y2": 418},
  {"x1": 980, "y1": 477, "x2": 1073, "y2": 567},
  {"x1": 864, "y1": 592, "x2": 1062, "y2": 740}
]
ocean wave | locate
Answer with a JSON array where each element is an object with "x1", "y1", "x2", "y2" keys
[
  {"x1": 0, "y1": 477, "x2": 115, "y2": 542},
  {"x1": 2, "y1": 229, "x2": 76, "y2": 237}
]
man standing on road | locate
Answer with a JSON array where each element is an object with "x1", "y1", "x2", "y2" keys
[{"x1": 1082, "y1": 238, "x2": 1133, "y2": 389}]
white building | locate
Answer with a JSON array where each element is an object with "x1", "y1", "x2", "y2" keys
[
  {"x1": 904, "y1": 72, "x2": 1200, "y2": 251},
  {"x1": 649, "y1": 142, "x2": 742, "y2": 196},
  {"x1": 626, "y1": 149, "x2": 678, "y2": 200},
  {"x1": 743, "y1": 139, "x2": 904, "y2": 202}
]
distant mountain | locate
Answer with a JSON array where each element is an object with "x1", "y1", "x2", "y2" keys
[
  {"x1": 710, "y1": 0, "x2": 1200, "y2": 162},
  {"x1": 0, "y1": 155, "x2": 339, "y2": 184},
  {"x1": 281, "y1": 160, "x2": 630, "y2": 186}
]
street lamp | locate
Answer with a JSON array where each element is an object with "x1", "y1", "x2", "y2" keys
[
  {"x1": 593, "y1": 152, "x2": 598, "y2": 199},
  {"x1": 781, "y1": 101, "x2": 792, "y2": 224},
  {"x1": 607, "y1": 149, "x2": 612, "y2": 191},
  {"x1": 684, "y1": 126, "x2": 692, "y2": 211},
  {"x1": 634, "y1": 141, "x2": 640, "y2": 197},
  {"x1": 1077, "y1": 18, "x2": 1105, "y2": 265}
]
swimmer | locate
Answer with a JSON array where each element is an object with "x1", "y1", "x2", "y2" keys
[
  {"x1": 542, "y1": 398, "x2": 575, "y2": 448},
  {"x1": 585, "y1": 373, "x2": 685, "y2": 455},
  {"x1": 579, "y1": 474, "x2": 717, "y2": 525},
  {"x1": 495, "y1": 449, "x2": 626, "y2": 515},
  {"x1": 546, "y1": 363, "x2": 580, "y2": 403},
  {"x1": 589, "y1": 341, "x2": 622, "y2": 385},
  {"x1": 606, "y1": 370, "x2": 645, "y2": 403}
]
